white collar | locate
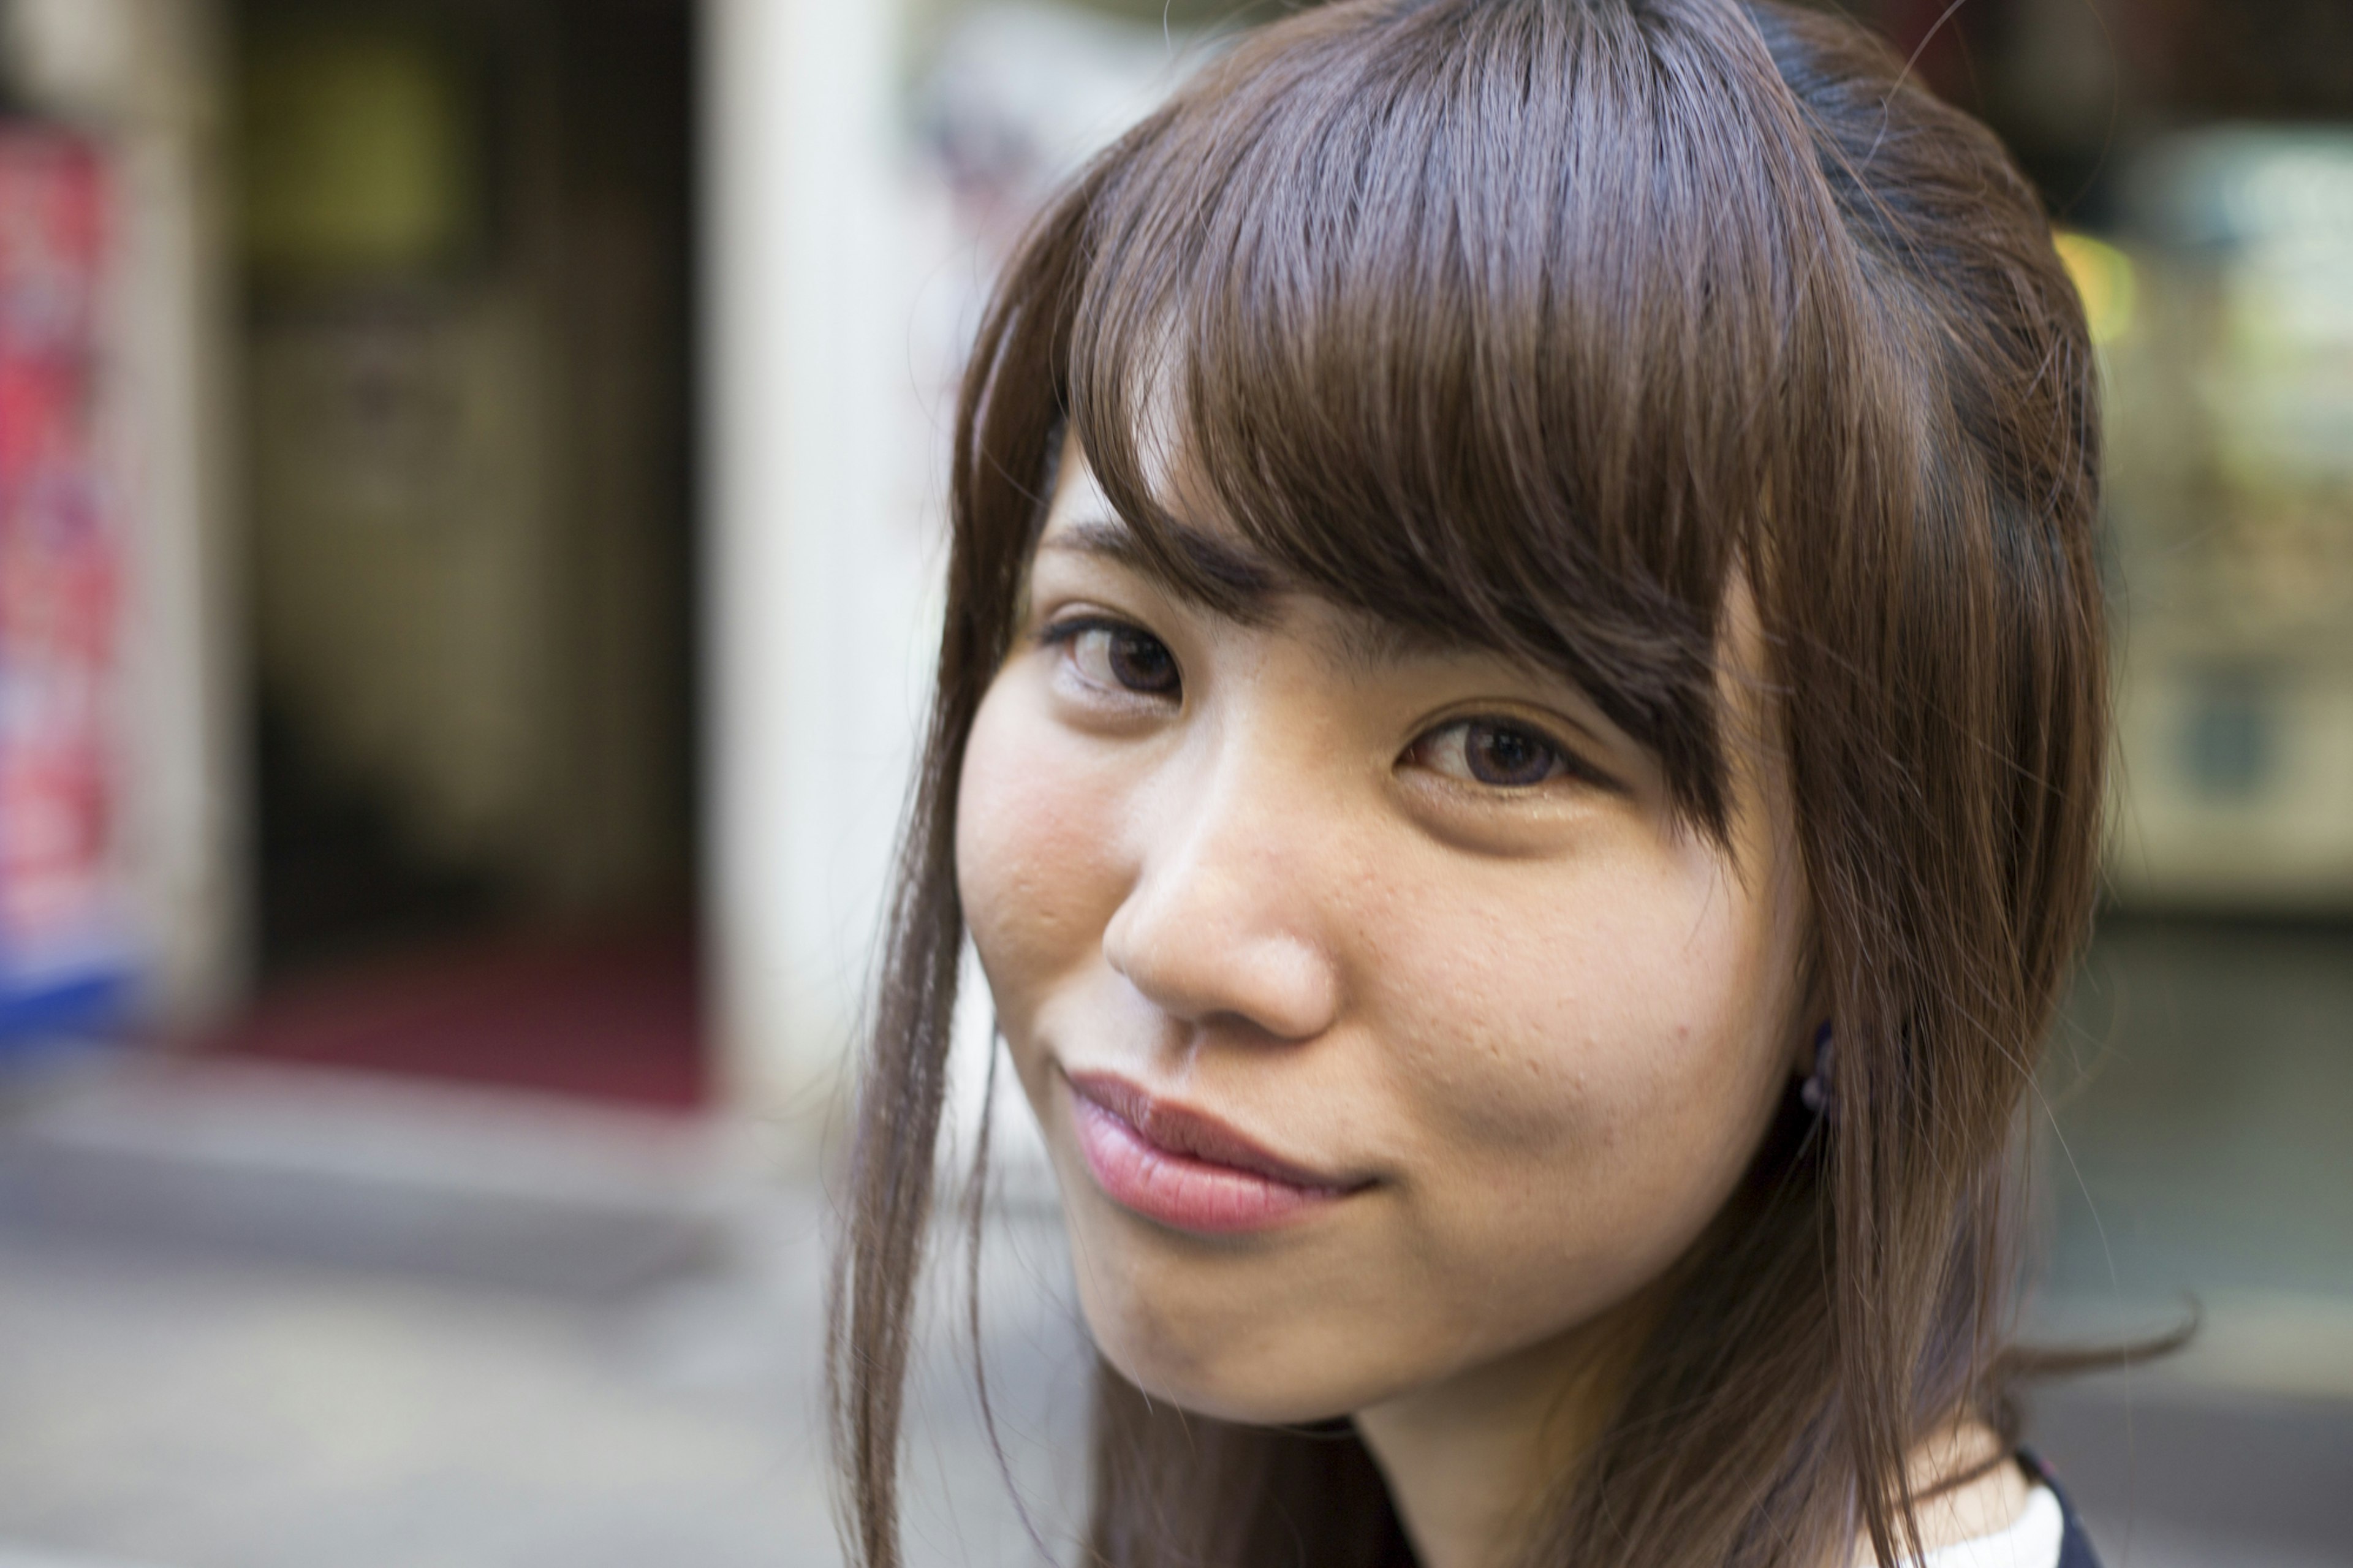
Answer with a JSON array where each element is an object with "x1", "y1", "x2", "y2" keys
[{"x1": 1912, "y1": 1483, "x2": 2065, "y2": 1568}]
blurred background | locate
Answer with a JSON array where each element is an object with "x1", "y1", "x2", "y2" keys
[{"x1": 0, "y1": 0, "x2": 2341, "y2": 1564}]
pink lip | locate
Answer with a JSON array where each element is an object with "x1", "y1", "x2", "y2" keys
[{"x1": 1064, "y1": 1070, "x2": 1362, "y2": 1236}]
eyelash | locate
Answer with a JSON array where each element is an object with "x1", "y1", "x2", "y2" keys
[
  {"x1": 1034, "y1": 615, "x2": 1146, "y2": 656},
  {"x1": 1035, "y1": 616, "x2": 1182, "y2": 699},
  {"x1": 1034, "y1": 613, "x2": 1605, "y2": 792}
]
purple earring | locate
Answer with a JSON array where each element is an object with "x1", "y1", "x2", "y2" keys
[{"x1": 1798, "y1": 1023, "x2": 1835, "y2": 1116}]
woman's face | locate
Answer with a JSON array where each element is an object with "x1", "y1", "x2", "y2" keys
[{"x1": 956, "y1": 438, "x2": 1813, "y2": 1426}]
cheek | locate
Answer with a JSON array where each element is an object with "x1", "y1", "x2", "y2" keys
[
  {"x1": 1366, "y1": 834, "x2": 1795, "y2": 1288},
  {"x1": 955, "y1": 679, "x2": 1128, "y2": 1042}
]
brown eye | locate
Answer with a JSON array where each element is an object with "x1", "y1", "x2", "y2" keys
[
  {"x1": 1413, "y1": 718, "x2": 1568, "y2": 788},
  {"x1": 1462, "y1": 721, "x2": 1561, "y2": 786},
  {"x1": 1054, "y1": 620, "x2": 1181, "y2": 697}
]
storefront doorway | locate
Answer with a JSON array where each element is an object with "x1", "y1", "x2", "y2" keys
[{"x1": 214, "y1": 0, "x2": 705, "y2": 1109}]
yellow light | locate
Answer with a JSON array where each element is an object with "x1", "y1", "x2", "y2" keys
[{"x1": 2055, "y1": 230, "x2": 2139, "y2": 347}]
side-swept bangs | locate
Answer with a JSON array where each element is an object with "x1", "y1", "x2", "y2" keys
[{"x1": 1058, "y1": 0, "x2": 1873, "y2": 838}]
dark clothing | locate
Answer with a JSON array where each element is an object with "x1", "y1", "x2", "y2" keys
[{"x1": 2021, "y1": 1448, "x2": 2104, "y2": 1568}]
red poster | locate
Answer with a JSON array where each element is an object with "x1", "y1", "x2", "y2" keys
[{"x1": 0, "y1": 129, "x2": 127, "y2": 1036}]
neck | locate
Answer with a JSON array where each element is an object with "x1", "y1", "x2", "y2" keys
[
  {"x1": 1351, "y1": 1305, "x2": 1650, "y2": 1568},
  {"x1": 1357, "y1": 1344, "x2": 2032, "y2": 1568}
]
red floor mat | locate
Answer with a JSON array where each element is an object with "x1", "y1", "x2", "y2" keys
[{"x1": 206, "y1": 927, "x2": 708, "y2": 1112}]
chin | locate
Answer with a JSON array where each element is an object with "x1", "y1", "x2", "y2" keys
[
  {"x1": 1089, "y1": 1317, "x2": 1365, "y2": 1426},
  {"x1": 1065, "y1": 1222, "x2": 1401, "y2": 1426}
]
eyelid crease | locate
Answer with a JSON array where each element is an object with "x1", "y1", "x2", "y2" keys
[
  {"x1": 1033, "y1": 609, "x2": 1162, "y2": 650},
  {"x1": 1031, "y1": 614, "x2": 1098, "y2": 646}
]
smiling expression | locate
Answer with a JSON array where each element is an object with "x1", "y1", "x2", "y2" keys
[{"x1": 955, "y1": 436, "x2": 1815, "y2": 1425}]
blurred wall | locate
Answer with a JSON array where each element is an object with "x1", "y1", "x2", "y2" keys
[{"x1": 702, "y1": 0, "x2": 921, "y2": 1112}]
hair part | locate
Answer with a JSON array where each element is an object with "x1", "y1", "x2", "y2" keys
[{"x1": 832, "y1": 2, "x2": 2108, "y2": 1565}]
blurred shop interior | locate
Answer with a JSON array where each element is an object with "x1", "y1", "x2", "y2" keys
[
  {"x1": 230, "y1": 0, "x2": 704, "y2": 1107},
  {"x1": 0, "y1": 0, "x2": 2346, "y2": 1565}
]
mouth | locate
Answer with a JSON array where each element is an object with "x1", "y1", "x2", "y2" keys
[{"x1": 1063, "y1": 1070, "x2": 1366, "y2": 1236}]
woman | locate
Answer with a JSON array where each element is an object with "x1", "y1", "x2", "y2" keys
[{"x1": 834, "y1": 1, "x2": 2113, "y2": 1564}]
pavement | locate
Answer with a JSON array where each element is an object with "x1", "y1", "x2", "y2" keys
[{"x1": 0, "y1": 1057, "x2": 1093, "y2": 1568}]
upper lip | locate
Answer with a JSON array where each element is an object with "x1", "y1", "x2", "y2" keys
[{"x1": 1064, "y1": 1069, "x2": 1363, "y2": 1192}]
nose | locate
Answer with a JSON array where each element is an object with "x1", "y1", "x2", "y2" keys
[{"x1": 1100, "y1": 733, "x2": 1345, "y2": 1043}]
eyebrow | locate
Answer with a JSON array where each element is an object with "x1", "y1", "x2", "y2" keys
[
  {"x1": 1038, "y1": 514, "x2": 1474, "y2": 679},
  {"x1": 1041, "y1": 515, "x2": 1291, "y2": 615}
]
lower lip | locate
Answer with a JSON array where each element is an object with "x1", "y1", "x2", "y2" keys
[{"x1": 1069, "y1": 1092, "x2": 1349, "y2": 1236}]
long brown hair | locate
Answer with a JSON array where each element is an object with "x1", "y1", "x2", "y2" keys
[{"x1": 831, "y1": 2, "x2": 2108, "y2": 1564}]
